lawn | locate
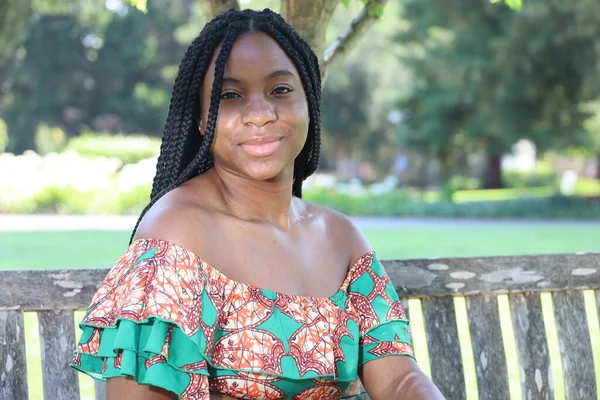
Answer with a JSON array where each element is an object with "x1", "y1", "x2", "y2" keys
[
  {"x1": 2, "y1": 221, "x2": 599, "y2": 400},
  {"x1": 2, "y1": 222, "x2": 600, "y2": 270}
]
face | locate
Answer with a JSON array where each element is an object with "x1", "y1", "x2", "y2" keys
[{"x1": 198, "y1": 31, "x2": 310, "y2": 182}]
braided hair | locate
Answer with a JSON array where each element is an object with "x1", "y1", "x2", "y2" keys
[{"x1": 129, "y1": 8, "x2": 322, "y2": 244}]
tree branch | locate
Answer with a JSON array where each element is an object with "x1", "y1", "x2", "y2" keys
[
  {"x1": 199, "y1": 0, "x2": 240, "y2": 20},
  {"x1": 197, "y1": 0, "x2": 388, "y2": 79},
  {"x1": 324, "y1": 0, "x2": 390, "y2": 71}
]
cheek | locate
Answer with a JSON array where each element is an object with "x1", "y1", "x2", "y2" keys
[
  {"x1": 295, "y1": 103, "x2": 310, "y2": 140},
  {"x1": 210, "y1": 110, "x2": 237, "y2": 156},
  {"x1": 285, "y1": 96, "x2": 309, "y2": 128},
  {"x1": 216, "y1": 107, "x2": 238, "y2": 131}
]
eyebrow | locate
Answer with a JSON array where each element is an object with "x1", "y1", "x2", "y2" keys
[
  {"x1": 266, "y1": 69, "x2": 295, "y2": 80},
  {"x1": 222, "y1": 69, "x2": 296, "y2": 84}
]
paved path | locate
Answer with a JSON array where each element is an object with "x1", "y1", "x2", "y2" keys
[{"x1": 1, "y1": 214, "x2": 598, "y2": 231}]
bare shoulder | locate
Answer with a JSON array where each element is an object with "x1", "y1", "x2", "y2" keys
[
  {"x1": 302, "y1": 200, "x2": 372, "y2": 261},
  {"x1": 132, "y1": 184, "x2": 214, "y2": 254}
]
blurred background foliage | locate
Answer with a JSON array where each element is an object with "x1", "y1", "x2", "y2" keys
[{"x1": 1, "y1": 0, "x2": 599, "y2": 217}]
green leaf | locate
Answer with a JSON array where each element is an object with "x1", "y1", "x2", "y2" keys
[
  {"x1": 504, "y1": 0, "x2": 522, "y2": 10},
  {"x1": 490, "y1": 0, "x2": 522, "y2": 10},
  {"x1": 126, "y1": 0, "x2": 148, "y2": 13},
  {"x1": 341, "y1": 0, "x2": 370, "y2": 6},
  {"x1": 367, "y1": 4, "x2": 385, "y2": 17}
]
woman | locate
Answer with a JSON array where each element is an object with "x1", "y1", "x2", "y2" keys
[{"x1": 70, "y1": 8, "x2": 444, "y2": 400}]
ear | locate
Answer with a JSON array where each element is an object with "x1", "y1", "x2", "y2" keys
[{"x1": 198, "y1": 117, "x2": 205, "y2": 136}]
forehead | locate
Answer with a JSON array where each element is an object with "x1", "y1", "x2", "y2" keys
[{"x1": 212, "y1": 31, "x2": 297, "y2": 75}]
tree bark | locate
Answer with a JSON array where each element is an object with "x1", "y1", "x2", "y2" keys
[
  {"x1": 199, "y1": 0, "x2": 240, "y2": 20},
  {"x1": 199, "y1": 0, "x2": 390, "y2": 78},
  {"x1": 483, "y1": 153, "x2": 504, "y2": 189},
  {"x1": 280, "y1": 0, "x2": 339, "y2": 73},
  {"x1": 323, "y1": 0, "x2": 389, "y2": 71}
]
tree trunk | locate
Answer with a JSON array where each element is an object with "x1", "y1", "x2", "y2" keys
[
  {"x1": 279, "y1": 0, "x2": 339, "y2": 72},
  {"x1": 8, "y1": 120, "x2": 37, "y2": 154},
  {"x1": 483, "y1": 153, "x2": 504, "y2": 189},
  {"x1": 437, "y1": 149, "x2": 454, "y2": 187},
  {"x1": 199, "y1": 0, "x2": 390, "y2": 78},
  {"x1": 596, "y1": 153, "x2": 600, "y2": 179},
  {"x1": 198, "y1": 0, "x2": 240, "y2": 20},
  {"x1": 334, "y1": 140, "x2": 353, "y2": 180}
]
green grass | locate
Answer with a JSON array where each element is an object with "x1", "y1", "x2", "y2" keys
[
  {"x1": 65, "y1": 133, "x2": 160, "y2": 165},
  {"x1": 2, "y1": 222, "x2": 600, "y2": 270},
  {"x1": 363, "y1": 223, "x2": 600, "y2": 260},
  {"x1": 4, "y1": 223, "x2": 600, "y2": 400},
  {"x1": 0, "y1": 231, "x2": 132, "y2": 270}
]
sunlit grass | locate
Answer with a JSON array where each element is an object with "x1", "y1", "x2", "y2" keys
[{"x1": 2, "y1": 222, "x2": 600, "y2": 270}]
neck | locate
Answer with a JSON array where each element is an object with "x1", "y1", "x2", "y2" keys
[{"x1": 208, "y1": 166, "x2": 298, "y2": 230}]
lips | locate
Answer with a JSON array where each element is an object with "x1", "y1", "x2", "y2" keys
[{"x1": 240, "y1": 137, "x2": 283, "y2": 157}]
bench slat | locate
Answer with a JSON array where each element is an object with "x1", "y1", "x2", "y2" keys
[
  {"x1": 0, "y1": 311, "x2": 29, "y2": 399},
  {"x1": 38, "y1": 310, "x2": 80, "y2": 400},
  {"x1": 0, "y1": 269, "x2": 107, "y2": 311},
  {"x1": 386, "y1": 253, "x2": 600, "y2": 297},
  {"x1": 597, "y1": 289, "x2": 600, "y2": 336},
  {"x1": 466, "y1": 295, "x2": 509, "y2": 400},
  {"x1": 2, "y1": 253, "x2": 600, "y2": 311},
  {"x1": 597, "y1": 289, "x2": 600, "y2": 338},
  {"x1": 509, "y1": 292, "x2": 552, "y2": 399},
  {"x1": 421, "y1": 297, "x2": 465, "y2": 399},
  {"x1": 553, "y1": 291, "x2": 597, "y2": 398}
]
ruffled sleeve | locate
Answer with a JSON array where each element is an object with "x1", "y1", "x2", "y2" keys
[
  {"x1": 69, "y1": 238, "x2": 218, "y2": 400},
  {"x1": 346, "y1": 252, "x2": 414, "y2": 366}
]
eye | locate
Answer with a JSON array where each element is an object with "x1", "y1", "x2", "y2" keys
[
  {"x1": 221, "y1": 91, "x2": 241, "y2": 100},
  {"x1": 272, "y1": 86, "x2": 293, "y2": 95}
]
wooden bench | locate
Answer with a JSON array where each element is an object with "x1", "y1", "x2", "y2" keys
[{"x1": 1, "y1": 252, "x2": 599, "y2": 399}]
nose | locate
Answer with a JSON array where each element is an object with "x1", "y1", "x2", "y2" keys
[{"x1": 240, "y1": 95, "x2": 277, "y2": 127}]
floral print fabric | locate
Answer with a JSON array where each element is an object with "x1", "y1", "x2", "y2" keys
[{"x1": 70, "y1": 238, "x2": 413, "y2": 399}]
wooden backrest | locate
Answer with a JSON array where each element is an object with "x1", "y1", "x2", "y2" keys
[
  {"x1": 389, "y1": 253, "x2": 600, "y2": 400},
  {"x1": 1, "y1": 253, "x2": 599, "y2": 399}
]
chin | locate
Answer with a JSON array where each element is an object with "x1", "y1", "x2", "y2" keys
[
  {"x1": 244, "y1": 161, "x2": 292, "y2": 182},
  {"x1": 245, "y1": 169, "x2": 284, "y2": 182}
]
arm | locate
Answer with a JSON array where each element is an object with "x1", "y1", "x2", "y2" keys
[
  {"x1": 359, "y1": 356, "x2": 445, "y2": 400},
  {"x1": 332, "y1": 213, "x2": 445, "y2": 399},
  {"x1": 105, "y1": 199, "x2": 209, "y2": 400},
  {"x1": 107, "y1": 377, "x2": 177, "y2": 400}
]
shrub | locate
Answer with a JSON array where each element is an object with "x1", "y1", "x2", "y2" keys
[
  {"x1": 303, "y1": 189, "x2": 600, "y2": 219},
  {"x1": 65, "y1": 133, "x2": 161, "y2": 165},
  {"x1": 504, "y1": 161, "x2": 557, "y2": 188},
  {"x1": 35, "y1": 125, "x2": 67, "y2": 155},
  {"x1": 115, "y1": 184, "x2": 151, "y2": 214},
  {"x1": 0, "y1": 119, "x2": 8, "y2": 153},
  {"x1": 303, "y1": 189, "x2": 368, "y2": 215},
  {"x1": 575, "y1": 178, "x2": 600, "y2": 197},
  {"x1": 31, "y1": 186, "x2": 70, "y2": 213},
  {"x1": 3, "y1": 183, "x2": 599, "y2": 219},
  {"x1": 452, "y1": 186, "x2": 557, "y2": 203},
  {"x1": 21, "y1": 185, "x2": 121, "y2": 215},
  {"x1": 0, "y1": 188, "x2": 37, "y2": 213}
]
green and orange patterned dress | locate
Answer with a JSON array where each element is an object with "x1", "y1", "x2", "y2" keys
[{"x1": 70, "y1": 237, "x2": 414, "y2": 400}]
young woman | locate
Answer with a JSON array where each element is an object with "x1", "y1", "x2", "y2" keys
[{"x1": 70, "y1": 8, "x2": 444, "y2": 400}]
